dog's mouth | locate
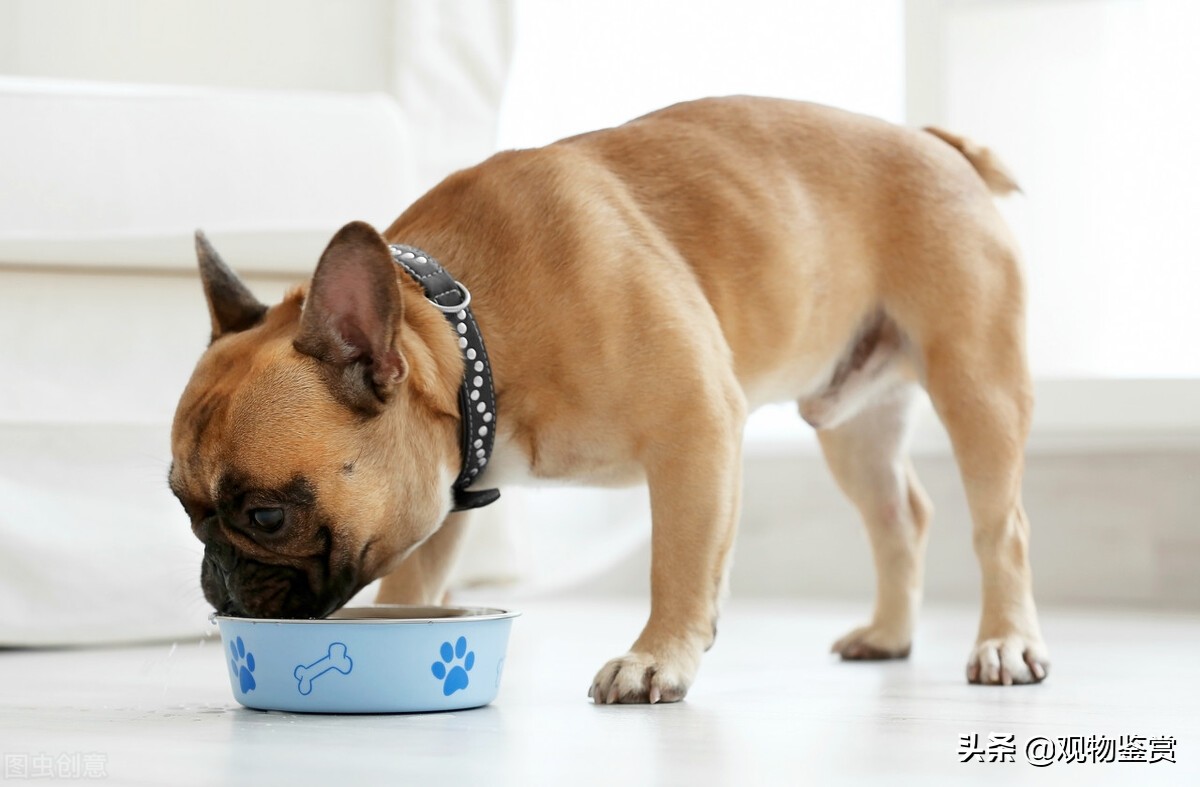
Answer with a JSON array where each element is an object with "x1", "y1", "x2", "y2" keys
[{"x1": 201, "y1": 543, "x2": 361, "y2": 619}]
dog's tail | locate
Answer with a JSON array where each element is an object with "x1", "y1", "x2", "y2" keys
[{"x1": 923, "y1": 126, "x2": 1021, "y2": 195}]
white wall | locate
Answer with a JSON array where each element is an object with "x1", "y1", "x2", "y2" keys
[
  {"x1": 911, "y1": 0, "x2": 1200, "y2": 378},
  {"x1": 498, "y1": 0, "x2": 906, "y2": 149}
]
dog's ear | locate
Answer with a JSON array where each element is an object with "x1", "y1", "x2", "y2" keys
[
  {"x1": 293, "y1": 221, "x2": 408, "y2": 409},
  {"x1": 195, "y1": 230, "x2": 268, "y2": 341}
]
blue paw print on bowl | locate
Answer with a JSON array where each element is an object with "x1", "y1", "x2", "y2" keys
[
  {"x1": 229, "y1": 635, "x2": 256, "y2": 693},
  {"x1": 431, "y1": 636, "x2": 475, "y2": 696}
]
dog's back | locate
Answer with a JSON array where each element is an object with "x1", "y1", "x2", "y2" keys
[{"x1": 388, "y1": 97, "x2": 1021, "y2": 417}]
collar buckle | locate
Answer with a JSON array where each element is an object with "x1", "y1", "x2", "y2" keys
[{"x1": 426, "y1": 282, "x2": 472, "y2": 313}]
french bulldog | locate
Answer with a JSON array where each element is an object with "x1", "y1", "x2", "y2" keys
[{"x1": 169, "y1": 97, "x2": 1048, "y2": 703}]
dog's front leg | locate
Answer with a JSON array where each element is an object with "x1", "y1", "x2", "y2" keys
[
  {"x1": 375, "y1": 512, "x2": 471, "y2": 606},
  {"x1": 590, "y1": 407, "x2": 744, "y2": 704}
]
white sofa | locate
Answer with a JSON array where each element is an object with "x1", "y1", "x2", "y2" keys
[{"x1": 0, "y1": 1, "x2": 514, "y2": 645}]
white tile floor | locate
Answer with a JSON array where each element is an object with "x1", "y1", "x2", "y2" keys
[{"x1": 1, "y1": 600, "x2": 1196, "y2": 786}]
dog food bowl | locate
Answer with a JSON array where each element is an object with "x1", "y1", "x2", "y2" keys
[{"x1": 213, "y1": 605, "x2": 519, "y2": 713}]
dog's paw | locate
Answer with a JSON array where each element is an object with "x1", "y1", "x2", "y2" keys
[
  {"x1": 967, "y1": 636, "x2": 1049, "y2": 685},
  {"x1": 831, "y1": 624, "x2": 911, "y2": 660},
  {"x1": 588, "y1": 650, "x2": 695, "y2": 705}
]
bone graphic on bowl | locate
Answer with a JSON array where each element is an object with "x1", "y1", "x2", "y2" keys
[{"x1": 294, "y1": 642, "x2": 353, "y2": 696}]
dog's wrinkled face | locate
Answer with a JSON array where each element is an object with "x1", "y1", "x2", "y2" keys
[{"x1": 169, "y1": 223, "x2": 459, "y2": 618}]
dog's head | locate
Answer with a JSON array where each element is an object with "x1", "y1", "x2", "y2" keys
[{"x1": 169, "y1": 222, "x2": 463, "y2": 618}]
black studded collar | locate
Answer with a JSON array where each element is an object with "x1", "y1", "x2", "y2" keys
[{"x1": 389, "y1": 244, "x2": 500, "y2": 512}]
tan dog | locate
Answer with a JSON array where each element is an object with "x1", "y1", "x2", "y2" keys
[{"x1": 170, "y1": 97, "x2": 1048, "y2": 703}]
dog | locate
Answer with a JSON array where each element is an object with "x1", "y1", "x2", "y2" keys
[{"x1": 169, "y1": 96, "x2": 1048, "y2": 703}]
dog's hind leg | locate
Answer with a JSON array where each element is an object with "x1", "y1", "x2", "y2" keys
[
  {"x1": 894, "y1": 226, "x2": 1049, "y2": 684},
  {"x1": 877, "y1": 122, "x2": 1047, "y2": 684},
  {"x1": 920, "y1": 317, "x2": 1049, "y2": 685},
  {"x1": 817, "y1": 382, "x2": 932, "y2": 659}
]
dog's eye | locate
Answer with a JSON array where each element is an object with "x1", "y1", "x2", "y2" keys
[{"x1": 249, "y1": 507, "x2": 285, "y2": 532}]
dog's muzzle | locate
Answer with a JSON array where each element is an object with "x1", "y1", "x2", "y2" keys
[{"x1": 200, "y1": 541, "x2": 355, "y2": 619}]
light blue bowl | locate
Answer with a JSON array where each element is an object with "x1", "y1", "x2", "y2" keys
[{"x1": 214, "y1": 605, "x2": 518, "y2": 713}]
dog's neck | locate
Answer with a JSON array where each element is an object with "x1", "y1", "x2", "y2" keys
[{"x1": 389, "y1": 244, "x2": 501, "y2": 511}]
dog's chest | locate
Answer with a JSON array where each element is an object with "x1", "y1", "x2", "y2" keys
[{"x1": 482, "y1": 433, "x2": 645, "y2": 489}]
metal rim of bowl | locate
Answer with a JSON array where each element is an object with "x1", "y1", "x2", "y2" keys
[{"x1": 211, "y1": 604, "x2": 520, "y2": 625}]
